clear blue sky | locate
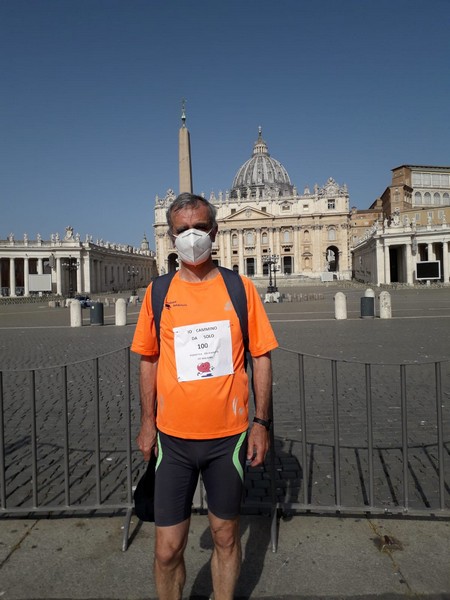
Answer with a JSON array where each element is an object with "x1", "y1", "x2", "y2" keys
[{"x1": 2, "y1": 0, "x2": 449, "y2": 249}]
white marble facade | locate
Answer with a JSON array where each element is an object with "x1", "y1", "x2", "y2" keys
[{"x1": 154, "y1": 131, "x2": 352, "y2": 281}]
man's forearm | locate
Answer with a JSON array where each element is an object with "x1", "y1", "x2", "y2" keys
[
  {"x1": 139, "y1": 355, "x2": 158, "y2": 424},
  {"x1": 246, "y1": 352, "x2": 272, "y2": 465},
  {"x1": 251, "y1": 352, "x2": 273, "y2": 420}
]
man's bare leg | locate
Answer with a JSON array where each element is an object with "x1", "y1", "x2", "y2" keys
[
  {"x1": 154, "y1": 518, "x2": 190, "y2": 600},
  {"x1": 208, "y1": 512, "x2": 241, "y2": 600}
]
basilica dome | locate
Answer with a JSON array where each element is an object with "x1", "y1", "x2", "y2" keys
[{"x1": 231, "y1": 127, "x2": 294, "y2": 199}]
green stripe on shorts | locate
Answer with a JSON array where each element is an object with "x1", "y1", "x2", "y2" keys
[
  {"x1": 156, "y1": 433, "x2": 163, "y2": 470},
  {"x1": 232, "y1": 431, "x2": 247, "y2": 482}
]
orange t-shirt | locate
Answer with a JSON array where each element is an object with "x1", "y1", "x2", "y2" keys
[{"x1": 131, "y1": 271, "x2": 278, "y2": 439}]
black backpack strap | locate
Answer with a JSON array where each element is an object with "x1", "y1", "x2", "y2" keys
[
  {"x1": 217, "y1": 267, "x2": 248, "y2": 350},
  {"x1": 151, "y1": 271, "x2": 176, "y2": 349},
  {"x1": 217, "y1": 267, "x2": 254, "y2": 397}
]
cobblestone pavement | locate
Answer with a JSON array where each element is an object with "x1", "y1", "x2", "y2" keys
[{"x1": 1, "y1": 284, "x2": 449, "y2": 517}]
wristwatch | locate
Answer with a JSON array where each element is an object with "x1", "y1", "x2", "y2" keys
[{"x1": 253, "y1": 416, "x2": 272, "y2": 430}]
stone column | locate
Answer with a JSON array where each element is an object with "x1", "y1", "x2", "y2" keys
[
  {"x1": 9, "y1": 258, "x2": 16, "y2": 296},
  {"x1": 92, "y1": 260, "x2": 98, "y2": 293},
  {"x1": 313, "y1": 223, "x2": 321, "y2": 273},
  {"x1": 384, "y1": 241, "x2": 391, "y2": 284},
  {"x1": 56, "y1": 257, "x2": 62, "y2": 296},
  {"x1": 238, "y1": 231, "x2": 245, "y2": 274},
  {"x1": 442, "y1": 241, "x2": 449, "y2": 283},
  {"x1": 219, "y1": 230, "x2": 226, "y2": 267},
  {"x1": 375, "y1": 239, "x2": 384, "y2": 285},
  {"x1": 268, "y1": 227, "x2": 274, "y2": 251},
  {"x1": 405, "y1": 243, "x2": 413, "y2": 285},
  {"x1": 273, "y1": 228, "x2": 281, "y2": 258},
  {"x1": 76, "y1": 259, "x2": 82, "y2": 293},
  {"x1": 427, "y1": 243, "x2": 434, "y2": 260},
  {"x1": 255, "y1": 228, "x2": 262, "y2": 276},
  {"x1": 226, "y1": 231, "x2": 232, "y2": 269},
  {"x1": 294, "y1": 226, "x2": 302, "y2": 275},
  {"x1": 24, "y1": 257, "x2": 30, "y2": 296},
  {"x1": 84, "y1": 256, "x2": 92, "y2": 293},
  {"x1": 37, "y1": 258, "x2": 43, "y2": 274}
]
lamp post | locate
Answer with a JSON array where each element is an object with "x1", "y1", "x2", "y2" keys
[
  {"x1": 61, "y1": 256, "x2": 80, "y2": 297},
  {"x1": 262, "y1": 249, "x2": 279, "y2": 293},
  {"x1": 128, "y1": 267, "x2": 139, "y2": 295}
]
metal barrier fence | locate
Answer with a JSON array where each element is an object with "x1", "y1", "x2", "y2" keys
[
  {"x1": 269, "y1": 348, "x2": 450, "y2": 519},
  {"x1": 0, "y1": 347, "x2": 137, "y2": 550},
  {"x1": 1, "y1": 346, "x2": 449, "y2": 552}
]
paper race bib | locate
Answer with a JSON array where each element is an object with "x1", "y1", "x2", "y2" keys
[{"x1": 173, "y1": 320, "x2": 234, "y2": 382}]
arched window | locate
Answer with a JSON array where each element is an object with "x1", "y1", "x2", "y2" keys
[
  {"x1": 414, "y1": 192, "x2": 422, "y2": 205},
  {"x1": 424, "y1": 192, "x2": 432, "y2": 204},
  {"x1": 328, "y1": 227, "x2": 336, "y2": 241},
  {"x1": 443, "y1": 193, "x2": 449, "y2": 205},
  {"x1": 304, "y1": 229, "x2": 310, "y2": 242},
  {"x1": 232, "y1": 234, "x2": 238, "y2": 247},
  {"x1": 283, "y1": 229, "x2": 291, "y2": 243},
  {"x1": 434, "y1": 193, "x2": 441, "y2": 204},
  {"x1": 261, "y1": 231, "x2": 268, "y2": 245}
]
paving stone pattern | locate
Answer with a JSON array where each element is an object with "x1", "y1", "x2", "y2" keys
[{"x1": 1, "y1": 286, "x2": 450, "y2": 517}]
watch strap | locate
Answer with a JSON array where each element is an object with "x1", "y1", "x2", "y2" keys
[{"x1": 253, "y1": 416, "x2": 272, "y2": 430}]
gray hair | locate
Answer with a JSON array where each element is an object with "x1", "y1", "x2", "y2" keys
[{"x1": 166, "y1": 193, "x2": 217, "y2": 236}]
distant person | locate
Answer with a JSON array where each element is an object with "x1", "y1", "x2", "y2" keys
[{"x1": 132, "y1": 192, "x2": 278, "y2": 599}]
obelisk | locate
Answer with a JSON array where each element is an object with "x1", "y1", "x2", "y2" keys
[{"x1": 178, "y1": 99, "x2": 193, "y2": 194}]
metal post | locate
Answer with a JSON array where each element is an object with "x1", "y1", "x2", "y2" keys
[
  {"x1": 0, "y1": 371, "x2": 6, "y2": 509},
  {"x1": 331, "y1": 360, "x2": 341, "y2": 509},
  {"x1": 30, "y1": 370, "x2": 38, "y2": 508},
  {"x1": 269, "y1": 397, "x2": 278, "y2": 553},
  {"x1": 400, "y1": 364, "x2": 409, "y2": 511},
  {"x1": 435, "y1": 362, "x2": 445, "y2": 510},
  {"x1": 298, "y1": 354, "x2": 309, "y2": 506},
  {"x1": 62, "y1": 365, "x2": 70, "y2": 506},
  {"x1": 365, "y1": 364, "x2": 375, "y2": 508},
  {"x1": 94, "y1": 358, "x2": 102, "y2": 505},
  {"x1": 122, "y1": 347, "x2": 133, "y2": 552}
]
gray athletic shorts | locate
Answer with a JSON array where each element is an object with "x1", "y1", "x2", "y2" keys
[{"x1": 154, "y1": 430, "x2": 248, "y2": 527}]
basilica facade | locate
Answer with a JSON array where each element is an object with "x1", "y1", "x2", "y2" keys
[{"x1": 154, "y1": 128, "x2": 351, "y2": 282}]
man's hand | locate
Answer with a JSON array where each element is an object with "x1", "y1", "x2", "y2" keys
[
  {"x1": 246, "y1": 422, "x2": 270, "y2": 467},
  {"x1": 137, "y1": 420, "x2": 157, "y2": 462}
]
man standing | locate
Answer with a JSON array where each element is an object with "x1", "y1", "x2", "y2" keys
[{"x1": 131, "y1": 193, "x2": 278, "y2": 600}]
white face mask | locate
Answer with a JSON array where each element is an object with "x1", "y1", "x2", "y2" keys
[{"x1": 174, "y1": 228, "x2": 213, "y2": 266}]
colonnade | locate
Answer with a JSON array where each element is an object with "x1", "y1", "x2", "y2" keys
[
  {"x1": 371, "y1": 238, "x2": 450, "y2": 285},
  {"x1": 0, "y1": 247, "x2": 156, "y2": 298}
]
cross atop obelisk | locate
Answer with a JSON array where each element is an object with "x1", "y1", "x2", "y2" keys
[{"x1": 179, "y1": 99, "x2": 193, "y2": 194}]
